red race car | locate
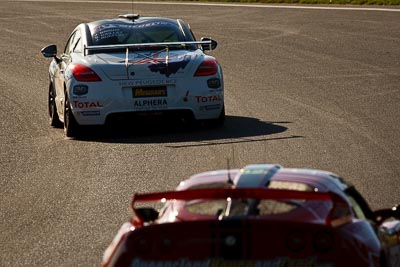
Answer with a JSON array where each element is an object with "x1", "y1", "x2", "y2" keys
[{"x1": 102, "y1": 164, "x2": 400, "y2": 267}]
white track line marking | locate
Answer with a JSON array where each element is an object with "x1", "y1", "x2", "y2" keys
[{"x1": 14, "y1": 0, "x2": 400, "y2": 12}]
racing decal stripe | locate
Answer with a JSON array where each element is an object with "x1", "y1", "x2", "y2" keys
[{"x1": 235, "y1": 164, "x2": 281, "y2": 188}]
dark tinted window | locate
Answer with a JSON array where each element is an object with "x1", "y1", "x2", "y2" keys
[
  {"x1": 64, "y1": 31, "x2": 77, "y2": 55},
  {"x1": 64, "y1": 30, "x2": 82, "y2": 55},
  {"x1": 91, "y1": 21, "x2": 186, "y2": 46},
  {"x1": 72, "y1": 31, "x2": 82, "y2": 53}
]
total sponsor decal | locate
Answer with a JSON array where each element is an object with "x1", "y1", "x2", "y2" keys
[
  {"x1": 130, "y1": 258, "x2": 334, "y2": 267},
  {"x1": 195, "y1": 95, "x2": 223, "y2": 103},
  {"x1": 73, "y1": 101, "x2": 103, "y2": 108},
  {"x1": 183, "y1": 91, "x2": 223, "y2": 104}
]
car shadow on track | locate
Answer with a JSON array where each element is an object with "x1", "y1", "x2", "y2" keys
[{"x1": 73, "y1": 115, "x2": 303, "y2": 145}]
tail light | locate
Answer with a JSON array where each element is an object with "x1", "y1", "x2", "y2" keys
[
  {"x1": 132, "y1": 234, "x2": 152, "y2": 254},
  {"x1": 194, "y1": 58, "x2": 218, "y2": 76},
  {"x1": 158, "y1": 235, "x2": 175, "y2": 253},
  {"x1": 69, "y1": 64, "x2": 101, "y2": 82},
  {"x1": 313, "y1": 231, "x2": 334, "y2": 253},
  {"x1": 286, "y1": 230, "x2": 307, "y2": 252}
]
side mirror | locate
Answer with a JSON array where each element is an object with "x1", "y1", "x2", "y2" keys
[
  {"x1": 134, "y1": 207, "x2": 159, "y2": 223},
  {"x1": 41, "y1": 44, "x2": 57, "y2": 58},
  {"x1": 374, "y1": 205, "x2": 400, "y2": 223},
  {"x1": 200, "y1": 37, "x2": 217, "y2": 51}
]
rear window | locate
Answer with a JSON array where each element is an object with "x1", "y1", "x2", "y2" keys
[
  {"x1": 268, "y1": 181, "x2": 314, "y2": 192},
  {"x1": 185, "y1": 200, "x2": 227, "y2": 216},
  {"x1": 184, "y1": 198, "x2": 299, "y2": 217},
  {"x1": 256, "y1": 200, "x2": 298, "y2": 215},
  {"x1": 91, "y1": 21, "x2": 185, "y2": 46},
  {"x1": 183, "y1": 181, "x2": 314, "y2": 217}
]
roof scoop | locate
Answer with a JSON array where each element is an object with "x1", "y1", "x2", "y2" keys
[{"x1": 118, "y1": 14, "x2": 140, "y2": 21}]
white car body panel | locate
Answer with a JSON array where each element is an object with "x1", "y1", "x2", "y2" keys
[
  {"x1": 43, "y1": 16, "x2": 224, "y2": 132},
  {"x1": 55, "y1": 49, "x2": 223, "y2": 125}
]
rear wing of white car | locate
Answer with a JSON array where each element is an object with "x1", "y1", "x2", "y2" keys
[
  {"x1": 84, "y1": 40, "x2": 213, "y2": 67},
  {"x1": 84, "y1": 40, "x2": 213, "y2": 55}
]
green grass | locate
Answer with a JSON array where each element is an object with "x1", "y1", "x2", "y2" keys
[{"x1": 193, "y1": 0, "x2": 400, "y2": 5}]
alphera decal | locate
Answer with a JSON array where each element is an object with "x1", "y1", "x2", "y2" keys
[{"x1": 134, "y1": 99, "x2": 168, "y2": 110}]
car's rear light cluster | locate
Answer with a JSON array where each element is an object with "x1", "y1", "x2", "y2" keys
[
  {"x1": 194, "y1": 58, "x2": 218, "y2": 76},
  {"x1": 286, "y1": 230, "x2": 307, "y2": 252},
  {"x1": 132, "y1": 235, "x2": 152, "y2": 254},
  {"x1": 312, "y1": 231, "x2": 335, "y2": 253},
  {"x1": 129, "y1": 234, "x2": 176, "y2": 255},
  {"x1": 130, "y1": 230, "x2": 335, "y2": 255},
  {"x1": 286, "y1": 230, "x2": 335, "y2": 253},
  {"x1": 69, "y1": 64, "x2": 102, "y2": 82}
]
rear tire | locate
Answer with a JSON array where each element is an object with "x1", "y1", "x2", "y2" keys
[
  {"x1": 217, "y1": 105, "x2": 226, "y2": 126},
  {"x1": 64, "y1": 93, "x2": 80, "y2": 137},
  {"x1": 197, "y1": 105, "x2": 225, "y2": 129},
  {"x1": 48, "y1": 83, "x2": 62, "y2": 128},
  {"x1": 209, "y1": 105, "x2": 225, "y2": 128}
]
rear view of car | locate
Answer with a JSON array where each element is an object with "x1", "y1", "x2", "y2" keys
[
  {"x1": 41, "y1": 15, "x2": 224, "y2": 137},
  {"x1": 102, "y1": 164, "x2": 400, "y2": 267}
]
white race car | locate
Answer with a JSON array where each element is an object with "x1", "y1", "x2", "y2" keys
[{"x1": 41, "y1": 14, "x2": 224, "y2": 137}]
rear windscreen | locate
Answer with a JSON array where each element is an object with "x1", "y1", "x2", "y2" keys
[
  {"x1": 91, "y1": 21, "x2": 185, "y2": 46},
  {"x1": 184, "y1": 181, "x2": 315, "y2": 217}
]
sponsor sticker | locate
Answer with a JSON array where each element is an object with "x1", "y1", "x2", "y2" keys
[
  {"x1": 119, "y1": 79, "x2": 177, "y2": 87},
  {"x1": 133, "y1": 99, "x2": 168, "y2": 110},
  {"x1": 200, "y1": 104, "x2": 221, "y2": 111},
  {"x1": 195, "y1": 95, "x2": 223, "y2": 103},
  {"x1": 80, "y1": 111, "x2": 100, "y2": 116},
  {"x1": 73, "y1": 101, "x2": 103, "y2": 108},
  {"x1": 132, "y1": 87, "x2": 167, "y2": 98}
]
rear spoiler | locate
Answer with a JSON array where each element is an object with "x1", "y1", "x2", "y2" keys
[
  {"x1": 85, "y1": 40, "x2": 212, "y2": 54},
  {"x1": 84, "y1": 40, "x2": 213, "y2": 66},
  {"x1": 132, "y1": 188, "x2": 353, "y2": 227}
]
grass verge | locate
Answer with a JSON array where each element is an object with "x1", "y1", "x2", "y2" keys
[{"x1": 186, "y1": 0, "x2": 400, "y2": 5}]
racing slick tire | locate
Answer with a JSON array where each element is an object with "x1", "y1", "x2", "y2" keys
[
  {"x1": 64, "y1": 93, "x2": 80, "y2": 137},
  {"x1": 48, "y1": 83, "x2": 62, "y2": 128}
]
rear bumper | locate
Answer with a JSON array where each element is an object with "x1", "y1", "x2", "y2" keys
[
  {"x1": 73, "y1": 104, "x2": 223, "y2": 126},
  {"x1": 102, "y1": 220, "x2": 380, "y2": 267},
  {"x1": 104, "y1": 109, "x2": 195, "y2": 125},
  {"x1": 68, "y1": 78, "x2": 224, "y2": 126}
]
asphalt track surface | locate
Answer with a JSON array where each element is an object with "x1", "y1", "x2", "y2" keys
[{"x1": 1, "y1": 0, "x2": 399, "y2": 266}]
